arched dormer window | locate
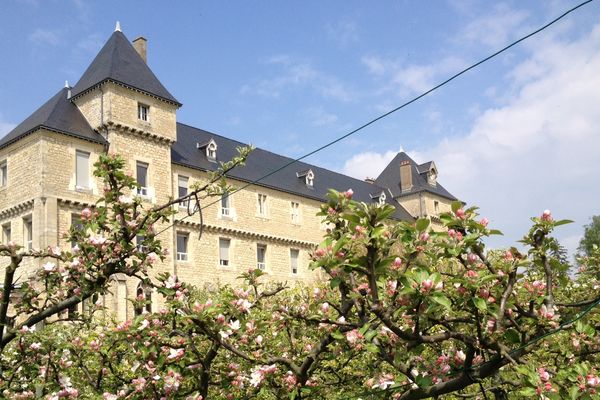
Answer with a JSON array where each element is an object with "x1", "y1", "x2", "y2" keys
[
  {"x1": 134, "y1": 282, "x2": 152, "y2": 316},
  {"x1": 370, "y1": 191, "x2": 387, "y2": 206},
  {"x1": 296, "y1": 169, "x2": 315, "y2": 188},
  {"x1": 428, "y1": 168, "x2": 437, "y2": 186},
  {"x1": 197, "y1": 139, "x2": 218, "y2": 162}
]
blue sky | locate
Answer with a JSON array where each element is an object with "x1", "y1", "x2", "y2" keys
[{"x1": 1, "y1": 0, "x2": 600, "y2": 257}]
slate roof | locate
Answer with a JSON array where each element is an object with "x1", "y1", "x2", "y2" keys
[
  {"x1": 173, "y1": 123, "x2": 415, "y2": 221},
  {"x1": 375, "y1": 152, "x2": 457, "y2": 201},
  {"x1": 70, "y1": 31, "x2": 180, "y2": 106},
  {"x1": 0, "y1": 88, "x2": 106, "y2": 150}
]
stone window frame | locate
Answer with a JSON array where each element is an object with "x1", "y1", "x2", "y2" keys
[
  {"x1": 256, "y1": 243, "x2": 267, "y2": 271},
  {"x1": 137, "y1": 103, "x2": 150, "y2": 123},
  {"x1": 176, "y1": 231, "x2": 189, "y2": 262},
  {"x1": 290, "y1": 248, "x2": 299, "y2": 275},
  {"x1": 257, "y1": 193, "x2": 268, "y2": 217},
  {"x1": 0, "y1": 159, "x2": 7, "y2": 188},
  {"x1": 23, "y1": 215, "x2": 33, "y2": 251},
  {"x1": 290, "y1": 201, "x2": 300, "y2": 224},
  {"x1": 75, "y1": 149, "x2": 91, "y2": 191},
  {"x1": 2, "y1": 222, "x2": 11, "y2": 245},
  {"x1": 218, "y1": 237, "x2": 231, "y2": 267}
]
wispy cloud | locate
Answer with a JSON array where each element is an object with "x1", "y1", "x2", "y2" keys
[
  {"x1": 362, "y1": 54, "x2": 466, "y2": 96},
  {"x1": 303, "y1": 107, "x2": 339, "y2": 127},
  {"x1": 240, "y1": 56, "x2": 356, "y2": 102},
  {"x1": 342, "y1": 149, "x2": 403, "y2": 180},
  {"x1": 326, "y1": 17, "x2": 359, "y2": 47},
  {"x1": 458, "y1": 3, "x2": 530, "y2": 49},
  {"x1": 29, "y1": 28, "x2": 62, "y2": 46}
]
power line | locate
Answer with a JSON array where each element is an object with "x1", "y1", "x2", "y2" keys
[{"x1": 160, "y1": 0, "x2": 595, "y2": 234}]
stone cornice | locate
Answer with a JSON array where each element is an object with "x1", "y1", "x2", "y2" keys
[
  {"x1": 0, "y1": 199, "x2": 34, "y2": 220},
  {"x1": 175, "y1": 219, "x2": 317, "y2": 248},
  {"x1": 103, "y1": 121, "x2": 175, "y2": 145}
]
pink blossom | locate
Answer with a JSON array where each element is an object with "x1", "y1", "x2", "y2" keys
[
  {"x1": 448, "y1": 229, "x2": 456, "y2": 238},
  {"x1": 81, "y1": 208, "x2": 92, "y2": 219},
  {"x1": 167, "y1": 348, "x2": 185, "y2": 360},
  {"x1": 421, "y1": 279, "x2": 434, "y2": 293},
  {"x1": 587, "y1": 374, "x2": 600, "y2": 387},
  {"x1": 541, "y1": 209, "x2": 553, "y2": 222},
  {"x1": 344, "y1": 189, "x2": 354, "y2": 199},
  {"x1": 419, "y1": 232, "x2": 429, "y2": 242},
  {"x1": 255, "y1": 335, "x2": 263, "y2": 346},
  {"x1": 314, "y1": 248, "x2": 326, "y2": 258},
  {"x1": 43, "y1": 262, "x2": 56, "y2": 272},
  {"x1": 466, "y1": 270, "x2": 478, "y2": 278},
  {"x1": 539, "y1": 304, "x2": 557, "y2": 320},
  {"x1": 455, "y1": 208, "x2": 466, "y2": 219},
  {"x1": 216, "y1": 314, "x2": 226, "y2": 324},
  {"x1": 538, "y1": 368, "x2": 550, "y2": 382},
  {"x1": 29, "y1": 342, "x2": 41, "y2": 350},
  {"x1": 479, "y1": 217, "x2": 489, "y2": 227},
  {"x1": 454, "y1": 350, "x2": 466, "y2": 365},
  {"x1": 321, "y1": 302, "x2": 330, "y2": 314},
  {"x1": 345, "y1": 329, "x2": 363, "y2": 346},
  {"x1": 391, "y1": 257, "x2": 402, "y2": 270},
  {"x1": 467, "y1": 253, "x2": 479, "y2": 264},
  {"x1": 146, "y1": 252, "x2": 159, "y2": 264}
]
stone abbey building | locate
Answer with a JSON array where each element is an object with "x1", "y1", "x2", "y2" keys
[{"x1": 0, "y1": 26, "x2": 457, "y2": 320}]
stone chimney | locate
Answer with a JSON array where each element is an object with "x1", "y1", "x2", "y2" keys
[
  {"x1": 364, "y1": 177, "x2": 375, "y2": 184},
  {"x1": 133, "y1": 37, "x2": 147, "y2": 63},
  {"x1": 399, "y1": 160, "x2": 413, "y2": 192}
]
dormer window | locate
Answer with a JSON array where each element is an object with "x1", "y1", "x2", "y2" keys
[
  {"x1": 197, "y1": 139, "x2": 218, "y2": 162},
  {"x1": 138, "y1": 103, "x2": 149, "y2": 122},
  {"x1": 371, "y1": 191, "x2": 387, "y2": 206},
  {"x1": 296, "y1": 169, "x2": 315, "y2": 188},
  {"x1": 428, "y1": 169, "x2": 437, "y2": 186}
]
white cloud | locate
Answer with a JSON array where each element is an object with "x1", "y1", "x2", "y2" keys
[
  {"x1": 459, "y1": 3, "x2": 530, "y2": 49},
  {"x1": 326, "y1": 17, "x2": 359, "y2": 47},
  {"x1": 342, "y1": 149, "x2": 402, "y2": 181},
  {"x1": 29, "y1": 28, "x2": 62, "y2": 46},
  {"x1": 303, "y1": 107, "x2": 338, "y2": 127},
  {"x1": 241, "y1": 57, "x2": 355, "y2": 102},
  {"x1": 414, "y1": 22, "x2": 600, "y2": 253}
]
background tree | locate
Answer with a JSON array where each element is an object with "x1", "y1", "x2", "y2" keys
[{"x1": 578, "y1": 215, "x2": 600, "y2": 258}]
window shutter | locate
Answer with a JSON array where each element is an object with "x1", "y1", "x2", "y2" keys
[{"x1": 76, "y1": 151, "x2": 90, "y2": 188}]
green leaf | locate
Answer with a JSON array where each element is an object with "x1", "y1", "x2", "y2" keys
[
  {"x1": 472, "y1": 297, "x2": 487, "y2": 312},
  {"x1": 364, "y1": 330, "x2": 377, "y2": 341},
  {"x1": 330, "y1": 278, "x2": 341, "y2": 289},
  {"x1": 554, "y1": 219, "x2": 574, "y2": 227},
  {"x1": 488, "y1": 229, "x2": 503, "y2": 235},
  {"x1": 569, "y1": 385, "x2": 581, "y2": 400},
  {"x1": 430, "y1": 293, "x2": 452, "y2": 310},
  {"x1": 504, "y1": 328, "x2": 520, "y2": 344},
  {"x1": 331, "y1": 330, "x2": 344, "y2": 340},
  {"x1": 451, "y1": 201, "x2": 462, "y2": 213},
  {"x1": 416, "y1": 218, "x2": 430, "y2": 232},
  {"x1": 519, "y1": 388, "x2": 537, "y2": 396}
]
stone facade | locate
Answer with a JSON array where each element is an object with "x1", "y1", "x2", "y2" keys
[{"x1": 0, "y1": 29, "x2": 457, "y2": 321}]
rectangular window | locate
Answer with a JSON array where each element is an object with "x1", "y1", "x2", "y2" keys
[
  {"x1": 75, "y1": 150, "x2": 90, "y2": 189},
  {"x1": 290, "y1": 249, "x2": 299, "y2": 275},
  {"x1": 138, "y1": 103, "x2": 149, "y2": 122},
  {"x1": 71, "y1": 215, "x2": 83, "y2": 248},
  {"x1": 257, "y1": 194, "x2": 267, "y2": 216},
  {"x1": 178, "y1": 175, "x2": 188, "y2": 207},
  {"x1": 136, "y1": 161, "x2": 149, "y2": 196},
  {"x1": 136, "y1": 235, "x2": 148, "y2": 253},
  {"x1": 291, "y1": 201, "x2": 300, "y2": 223},
  {"x1": 219, "y1": 238, "x2": 231, "y2": 266},
  {"x1": 2, "y1": 223, "x2": 11, "y2": 244},
  {"x1": 0, "y1": 161, "x2": 7, "y2": 187},
  {"x1": 221, "y1": 192, "x2": 230, "y2": 216},
  {"x1": 257, "y1": 244, "x2": 266, "y2": 271},
  {"x1": 434, "y1": 201, "x2": 440, "y2": 214},
  {"x1": 23, "y1": 217, "x2": 32, "y2": 250},
  {"x1": 176, "y1": 233, "x2": 188, "y2": 261}
]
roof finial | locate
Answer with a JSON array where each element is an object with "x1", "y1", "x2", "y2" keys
[
  {"x1": 115, "y1": 21, "x2": 121, "y2": 32},
  {"x1": 64, "y1": 80, "x2": 69, "y2": 88}
]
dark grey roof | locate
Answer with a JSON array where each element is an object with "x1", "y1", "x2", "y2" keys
[
  {"x1": 173, "y1": 123, "x2": 414, "y2": 221},
  {"x1": 71, "y1": 31, "x2": 180, "y2": 106},
  {"x1": 375, "y1": 152, "x2": 458, "y2": 201},
  {"x1": 0, "y1": 88, "x2": 107, "y2": 150},
  {"x1": 417, "y1": 161, "x2": 434, "y2": 174}
]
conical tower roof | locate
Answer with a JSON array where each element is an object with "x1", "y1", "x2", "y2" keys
[
  {"x1": 70, "y1": 30, "x2": 180, "y2": 106},
  {"x1": 0, "y1": 87, "x2": 106, "y2": 150}
]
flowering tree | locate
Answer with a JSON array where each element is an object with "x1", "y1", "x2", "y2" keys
[{"x1": 1, "y1": 158, "x2": 600, "y2": 399}]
